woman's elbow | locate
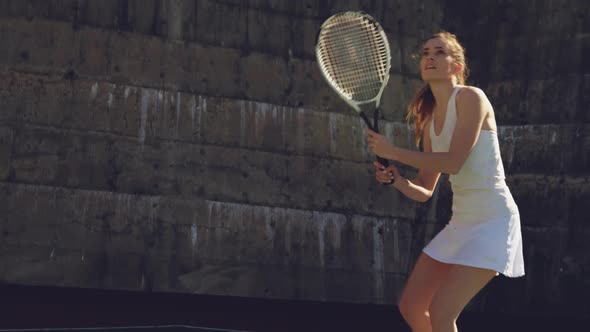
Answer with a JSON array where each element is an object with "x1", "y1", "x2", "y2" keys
[
  {"x1": 419, "y1": 191, "x2": 434, "y2": 203},
  {"x1": 447, "y1": 161, "x2": 465, "y2": 175}
]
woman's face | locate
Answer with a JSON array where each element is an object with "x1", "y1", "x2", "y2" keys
[{"x1": 419, "y1": 37, "x2": 458, "y2": 83}]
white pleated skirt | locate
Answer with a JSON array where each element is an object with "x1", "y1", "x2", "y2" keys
[{"x1": 423, "y1": 186, "x2": 525, "y2": 278}]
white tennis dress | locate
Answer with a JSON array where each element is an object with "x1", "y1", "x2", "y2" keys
[{"x1": 422, "y1": 85, "x2": 525, "y2": 278}]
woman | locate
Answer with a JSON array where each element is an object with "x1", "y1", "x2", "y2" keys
[{"x1": 366, "y1": 32, "x2": 524, "y2": 332}]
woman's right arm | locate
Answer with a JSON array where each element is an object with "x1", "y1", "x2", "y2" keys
[
  {"x1": 375, "y1": 118, "x2": 440, "y2": 202},
  {"x1": 392, "y1": 168, "x2": 440, "y2": 202}
]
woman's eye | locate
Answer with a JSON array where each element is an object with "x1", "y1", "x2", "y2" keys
[{"x1": 436, "y1": 50, "x2": 445, "y2": 55}]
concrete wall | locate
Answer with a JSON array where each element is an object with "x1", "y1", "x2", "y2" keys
[{"x1": 0, "y1": 0, "x2": 588, "y2": 319}]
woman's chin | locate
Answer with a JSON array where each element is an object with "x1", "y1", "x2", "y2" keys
[
  {"x1": 422, "y1": 76, "x2": 451, "y2": 84},
  {"x1": 421, "y1": 72, "x2": 437, "y2": 81}
]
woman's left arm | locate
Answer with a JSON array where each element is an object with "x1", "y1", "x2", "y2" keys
[{"x1": 368, "y1": 88, "x2": 487, "y2": 175}]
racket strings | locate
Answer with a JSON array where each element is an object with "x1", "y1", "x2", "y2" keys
[
  {"x1": 317, "y1": 14, "x2": 389, "y2": 102},
  {"x1": 326, "y1": 18, "x2": 386, "y2": 79},
  {"x1": 321, "y1": 26, "x2": 383, "y2": 99}
]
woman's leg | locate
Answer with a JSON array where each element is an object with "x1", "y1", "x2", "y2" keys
[
  {"x1": 428, "y1": 264, "x2": 497, "y2": 332},
  {"x1": 398, "y1": 253, "x2": 453, "y2": 332}
]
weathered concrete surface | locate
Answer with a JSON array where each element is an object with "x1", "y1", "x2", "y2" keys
[
  {"x1": 1, "y1": 73, "x2": 589, "y2": 315},
  {"x1": 1, "y1": 1, "x2": 588, "y2": 125},
  {"x1": 1, "y1": 71, "x2": 588, "y2": 176},
  {"x1": 0, "y1": 182, "x2": 410, "y2": 304},
  {"x1": 441, "y1": 0, "x2": 590, "y2": 124},
  {"x1": 0, "y1": 0, "x2": 589, "y2": 321},
  {"x1": 0, "y1": 0, "x2": 445, "y2": 58},
  {"x1": 2, "y1": 72, "x2": 587, "y2": 221},
  {"x1": 1, "y1": 175, "x2": 588, "y2": 315},
  {"x1": 0, "y1": 16, "x2": 423, "y2": 122}
]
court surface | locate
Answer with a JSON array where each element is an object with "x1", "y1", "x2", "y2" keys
[
  {"x1": 0, "y1": 326, "x2": 252, "y2": 332},
  {"x1": 1, "y1": 283, "x2": 587, "y2": 332}
]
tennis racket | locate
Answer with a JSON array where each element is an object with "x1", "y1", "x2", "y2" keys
[{"x1": 315, "y1": 11, "x2": 393, "y2": 183}]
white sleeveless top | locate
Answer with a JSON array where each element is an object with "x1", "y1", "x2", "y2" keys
[
  {"x1": 423, "y1": 85, "x2": 525, "y2": 278},
  {"x1": 430, "y1": 86, "x2": 507, "y2": 189},
  {"x1": 429, "y1": 85, "x2": 519, "y2": 220}
]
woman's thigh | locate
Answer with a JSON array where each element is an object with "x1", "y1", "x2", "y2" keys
[
  {"x1": 399, "y1": 253, "x2": 453, "y2": 312},
  {"x1": 429, "y1": 264, "x2": 497, "y2": 323}
]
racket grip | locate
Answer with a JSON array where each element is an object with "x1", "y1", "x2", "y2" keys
[
  {"x1": 376, "y1": 156, "x2": 394, "y2": 185},
  {"x1": 377, "y1": 156, "x2": 389, "y2": 167}
]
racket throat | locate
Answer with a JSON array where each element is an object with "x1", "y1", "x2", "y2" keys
[{"x1": 359, "y1": 107, "x2": 382, "y2": 133}]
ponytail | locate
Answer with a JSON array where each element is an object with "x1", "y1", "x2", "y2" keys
[{"x1": 406, "y1": 84, "x2": 435, "y2": 147}]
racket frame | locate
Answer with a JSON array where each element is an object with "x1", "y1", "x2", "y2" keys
[
  {"x1": 315, "y1": 11, "x2": 394, "y2": 183},
  {"x1": 315, "y1": 11, "x2": 392, "y2": 116}
]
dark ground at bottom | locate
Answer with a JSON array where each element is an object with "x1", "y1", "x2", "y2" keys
[{"x1": 0, "y1": 283, "x2": 586, "y2": 332}]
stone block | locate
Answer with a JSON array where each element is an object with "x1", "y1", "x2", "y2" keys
[
  {"x1": 514, "y1": 226, "x2": 590, "y2": 316},
  {"x1": 0, "y1": 126, "x2": 13, "y2": 180},
  {"x1": 194, "y1": 45, "x2": 243, "y2": 98},
  {"x1": 289, "y1": 17, "x2": 321, "y2": 60},
  {"x1": 380, "y1": 76, "x2": 423, "y2": 123},
  {"x1": 498, "y1": 124, "x2": 590, "y2": 175},
  {"x1": 79, "y1": 0, "x2": 123, "y2": 30},
  {"x1": 507, "y1": 175, "x2": 590, "y2": 229},
  {"x1": 0, "y1": 244, "x2": 104, "y2": 288},
  {"x1": 194, "y1": 0, "x2": 248, "y2": 49},
  {"x1": 284, "y1": 57, "x2": 350, "y2": 111},
  {"x1": 75, "y1": 26, "x2": 111, "y2": 78},
  {"x1": 0, "y1": 0, "x2": 76, "y2": 22},
  {"x1": 239, "y1": 52, "x2": 289, "y2": 101},
  {"x1": 0, "y1": 19, "x2": 76, "y2": 73},
  {"x1": 126, "y1": 0, "x2": 161, "y2": 35},
  {"x1": 161, "y1": 0, "x2": 195, "y2": 41},
  {"x1": 246, "y1": 7, "x2": 292, "y2": 57},
  {"x1": 103, "y1": 31, "x2": 163, "y2": 85}
]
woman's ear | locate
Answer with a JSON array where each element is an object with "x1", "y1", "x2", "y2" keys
[{"x1": 454, "y1": 62, "x2": 463, "y2": 75}]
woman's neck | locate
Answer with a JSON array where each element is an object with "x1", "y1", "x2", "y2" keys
[{"x1": 429, "y1": 81, "x2": 457, "y2": 113}]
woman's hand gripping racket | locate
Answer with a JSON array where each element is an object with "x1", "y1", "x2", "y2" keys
[{"x1": 315, "y1": 11, "x2": 394, "y2": 184}]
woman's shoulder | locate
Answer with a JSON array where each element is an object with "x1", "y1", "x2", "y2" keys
[
  {"x1": 458, "y1": 85, "x2": 486, "y2": 97},
  {"x1": 456, "y1": 85, "x2": 488, "y2": 105}
]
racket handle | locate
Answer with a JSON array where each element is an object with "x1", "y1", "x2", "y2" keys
[
  {"x1": 376, "y1": 156, "x2": 394, "y2": 185},
  {"x1": 360, "y1": 111, "x2": 393, "y2": 185}
]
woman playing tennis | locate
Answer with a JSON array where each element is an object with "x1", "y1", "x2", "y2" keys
[{"x1": 367, "y1": 32, "x2": 524, "y2": 332}]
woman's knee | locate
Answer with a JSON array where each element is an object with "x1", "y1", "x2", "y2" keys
[
  {"x1": 398, "y1": 296, "x2": 429, "y2": 326},
  {"x1": 397, "y1": 293, "x2": 413, "y2": 317},
  {"x1": 428, "y1": 302, "x2": 457, "y2": 328}
]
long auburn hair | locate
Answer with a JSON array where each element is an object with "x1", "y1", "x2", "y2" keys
[{"x1": 406, "y1": 32, "x2": 470, "y2": 147}]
